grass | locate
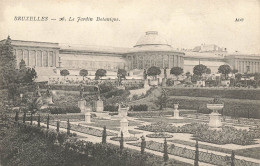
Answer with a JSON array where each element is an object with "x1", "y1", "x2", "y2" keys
[
  {"x1": 137, "y1": 117, "x2": 197, "y2": 124},
  {"x1": 85, "y1": 119, "x2": 142, "y2": 130},
  {"x1": 235, "y1": 147, "x2": 260, "y2": 160}
]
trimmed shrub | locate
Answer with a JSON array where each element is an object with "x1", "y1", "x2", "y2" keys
[
  {"x1": 49, "y1": 106, "x2": 81, "y2": 114},
  {"x1": 104, "y1": 105, "x2": 118, "y2": 112},
  {"x1": 130, "y1": 104, "x2": 148, "y2": 111}
]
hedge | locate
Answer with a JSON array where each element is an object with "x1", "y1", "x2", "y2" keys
[
  {"x1": 164, "y1": 87, "x2": 260, "y2": 100},
  {"x1": 130, "y1": 104, "x2": 148, "y2": 111},
  {"x1": 49, "y1": 106, "x2": 81, "y2": 114},
  {"x1": 104, "y1": 105, "x2": 118, "y2": 112},
  {"x1": 166, "y1": 96, "x2": 260, "y2": 119},
  {"x1": 40, "y1": 84, "x2": 97, "y2": 92}
]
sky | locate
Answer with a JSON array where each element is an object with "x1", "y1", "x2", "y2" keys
[{"x1": 0, "y1": 0, "x2": 259, "y2": 54}]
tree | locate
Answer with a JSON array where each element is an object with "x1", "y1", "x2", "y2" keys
[
  {"x1": 23, "y1": 112, "x2": 26, "y2": 123},
  {"x1": 57, "y1": 120, "x2": 60, "y2": 132},
  {"x1": 117, "y1": 69, "x2": 127, "y2": 85},
  {"x1": 141, "y1": 136, "x2": 146, "y2": 155},
  {"x1": 231, "y1": 69, "x2": 238, "y2": 74},
  {"x1": 67, "y1": 119, "x2": 70, "y2": 135},
  {"x1": 30, "y1": 113, "x2": 33, "y2": 125},
  {"x1": 47, "y1": 114, "x2": 50, "y2": 129},
  {"x1": 155, "y1": 89, "x2": 168, "y2": 110},
  {"x1": 194, "y1": 140, "x2": 199, "y2": 166},
  {"x1": 163, "y1": 138, "x2": 169, "y2": 162},
  {"x1": 95, "y1": 69, "x2": 107, "y2": 80},
  {"x1": 193, "y1": 64, "x2": 207, "y2": 77},
  {"x1": 15, "y1": 111, "x2": 19, "y2": 122},
  {"x1": 79, "y1": 69, "x2": 88, "y2": 80},
  {"x1": 120, "y1": 131, "x2": 124, "y2": 154},
  {"x1": 18, "y1": 60, "x2": 37, "y2": 84},
  {"x1": 206, "y1": 68, "x2": 211, "y2": 74},
  {"x1": 102, "y1": 126, "x2": 107, "y2": 144},
  {"x1": 218, "y1": 65, "x2": 231, "y2": 80},
  {"x1": 60, "y1": 69, "x2": 70, "y2": 79},
  {"x1": 37, "y1": 114, "x2": 41, "y2": 127},
  {"x1": 170, "y1": 67, "x2": 183, "y2": 80},
  {"x1": 0, "y1": 36, "x2": 17, "y2": 88},
  {"x1": 231, "y1": 151, "x2": 235, "y2": 166},
  {"x1": 147, "y1": 66, "x2": 161, "y2": 80}
]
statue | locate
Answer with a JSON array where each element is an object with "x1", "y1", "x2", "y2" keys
[
  {"x1": 34, "y1": 85, "x2": 42, "y2": 97},
  {"x1": 46, "y1": 85, "x2": 51, "y2": 97}
]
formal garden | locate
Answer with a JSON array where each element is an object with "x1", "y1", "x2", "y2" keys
[{"x1": 1, "y1": 37, "x2": 260, "y2": 166}]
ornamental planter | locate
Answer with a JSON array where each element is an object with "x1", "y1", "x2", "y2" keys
[
  {"x1": 207, "y1": 104, "x2": 224, "y2": 128},
  {"x1": 118, "y1": 107, "x2": 129, "y2": 118},
  {"x1": 173, "y1": 104, "x2": 180, "y2": 119}
]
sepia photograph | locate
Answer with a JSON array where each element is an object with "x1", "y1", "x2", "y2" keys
[{"x1": 0, "y1": 0, "x2": 259, "y2": 165}]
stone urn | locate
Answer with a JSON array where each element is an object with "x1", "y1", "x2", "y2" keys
[
  {"x1": 119, "y1": 117, "x2": 130, "y2": 137},
  {"x1": 207, "y1": 104, "x2": 224, "y2": 128},
  {"x1": 119, "y1": 107, "x2": 129, "y2": 118}
]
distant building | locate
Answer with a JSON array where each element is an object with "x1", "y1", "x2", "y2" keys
[{"x1": 1, "y1": 31, "x2": 260, "y2": 81}]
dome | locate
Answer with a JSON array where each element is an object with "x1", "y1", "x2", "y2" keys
[
  {"x1": 129, "y1": 31, "x2": 173, "y2": 52},
  {"x1": 135, "y1": 31, "x2": 169, "y2": 46}
]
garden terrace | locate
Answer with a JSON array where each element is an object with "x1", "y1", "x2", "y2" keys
[
  {"x1": 128, "y1": 141, "x2": 259, "y2": 166},
  {"x1": 164, "y1": 87, "x2": 260, "y2": 100}
]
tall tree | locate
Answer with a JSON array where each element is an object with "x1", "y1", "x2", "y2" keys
[
  {"x1": 60, "y1": 69, "x2": 70, "y2": 79},
  {"x1": 0, "y1": 36, "x2": 17, "y2": 88},
  {"x1": 37, "y1": 114, "x2": 41, "y2": 127},
  {"x1": 120, "y1": 131, "x2": 124, "y2": 154},
  {"x1": 163, "y1": 138, "x2": 169, "y2": 162},
  {"x1": 79, "y1": 69, "x2": 88, "y2": 80},
  {"x1": 218, "y1": 65, "x2": 231, "y2": 80},
  {"x1": 67, "y1": 119, "x2": 70, "y2": 135},
  {"x1": 231, "y1": 151, "x2": 235, "y2": 166},
  {"x1": 194, "y1": 140, "x2": 199, "y2": 166},
  {"x1": 170, "y1": 67, "x2": 183, "y2": 80},
  {"x1": 102, "y1": 126, "x2": 107, "y2": 144},
  {"x1": 193, "y1": 64, "x2": 207, "y2": 77},
  {"x1": 141, "y1": 136, "x2": 146, "y2": 155},
  {"x1": 206, "y1": 68, "x2": 211, "y2": 74},
  {"x1": 147, "y1": 66, "x2": 161, "y2": 80},
  {"x1": 23, "y1": 111, "x2": 26, "y2": 123},
  {"x1": 47, "y1": 114, "x2": 50, "y2": 129},
  {"x1": 117, "y1": 69, "x2": 127, "y2": 85}
]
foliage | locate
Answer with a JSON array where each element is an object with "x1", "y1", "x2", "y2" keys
[
  {"x1": 49, "y1": 106, "x2": 81, "y2": 114},
  {"x1": 104, "y1": 105, "x2": 118, "y2": 112},
  {"x1": 170, "y1": 67, "x2": 183, "y2": 78},
  {"x1": 79, "y1": 69, "x2": 88, "y2": 80},
  {"x1": 147, "y1": 66, "x2": 161, "y2": 79},
  {"x1": 60, "y1": 69, "x2": 70, "y2": 78},
  {"x1": 129, "y1": 104, "x2": 148, "y2": 111},
  {"x1": 37, "y1": 114, "x2": 41, "y2": 127},
  {"x1": 102, "y1": 126, "x2": 107, "y2": 144},
  {"x1": 163, "y1": 138, "x2": 169, "y2": 162},
  {"x1": 193, "y1": 64, "x2": 207, "y2": 76},
  {"x1": 231, "y1": 151, "x2": 235, "y2": 166},
  {"x1": 18, "y1": 59, "x2": 37, "y2": 84},
  {"x1": 141, "y1": 136, "x2": 146, "y2": 155},
  {"x1": 99, "y1": 82, "x2": 114, "y2": 93},
  {"x1": 0, "y1": 36, "x2": 17, "y2": 88},
  {"x1": 15, "y1": 111, "x2": 19, "y2": 122},
  {"x1": 67, "y1": 119, "x2": 70, "y2": 135},
  {"x1": 57, "y1": 120, "x2": 60, "y2": 132},
  {"x1": 95, "y1": 69, "x2": 107, "y2": 79},
  {"x1": 194, "y1": 140, "x2": 199, "y2": 166},
  {"x1": 23, "y1": 112, "x2": 26, "y2": 123},
  {"x1": 206, "y1": 68, "x2": 211, "y2": 74},
  {"x1": 47, "y1": 114, "x2": 49, "y2": 129},
  {"x1": 120, "y1": 131, "x2": 124, "y2": 154},
  {"x1": 218, "y1": 65, "x2": 231, "y2": 80}
]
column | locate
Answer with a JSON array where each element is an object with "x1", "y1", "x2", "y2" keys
[
  {"x1": 47, "y1": 51, "x2": 49, "y2": 67},
  {"x1": 131, "y1": 55, "x2": 133, "y2": 70},
  {"x1": 28, "y1": 50, "x2": 30, "y2": 66},
  {"x1": 35, "y1": 51, "x2": 37, "y2": 67},
  {"x1": 162, "y1": 55, "x2": 164, "y2": 68}
]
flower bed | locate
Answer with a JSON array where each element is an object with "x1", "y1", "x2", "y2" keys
[
  {"x1": 146, "y1": 133, "x2": 173, "y2": 138},
  {"x1": 138, "y1": 122, "x2": 260, "y2": 145},
  {"x1": 128, "y1": 141, "x2": 259, "y2": 166},
  {"x1": 110, "y1": 136, "x2": 139, "y2": 142}
]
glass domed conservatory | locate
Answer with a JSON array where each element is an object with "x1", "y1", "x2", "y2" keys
[{"x1": 125, "y1": 31, "x2": 184, "y2": 70}]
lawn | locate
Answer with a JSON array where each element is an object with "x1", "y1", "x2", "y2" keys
[
  {"x1": 235, "y1": 147, "x2": 260, "y2": 160},
  {"x1": 84, "y1": 119, "x2": 142, "y2": 130}
]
